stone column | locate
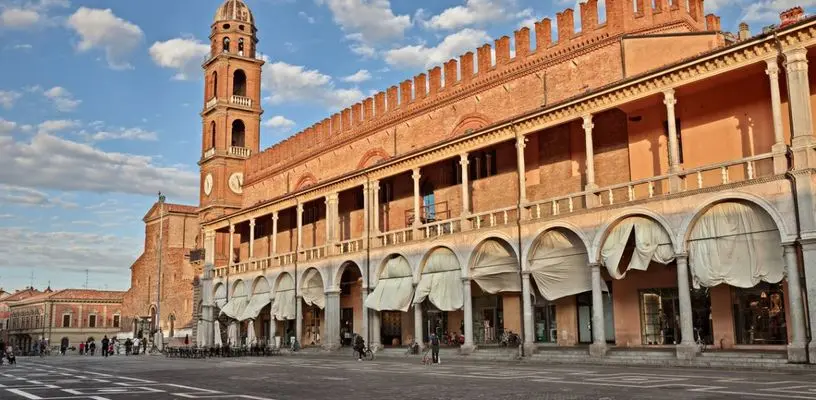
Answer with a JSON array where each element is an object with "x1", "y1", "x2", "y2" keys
[
  {"x1": 521, "y1": 271, "x2": 535, "y2": 355},
  {"x1": 372, "y1": 181, "x2": 381, "y2": 235},
  {"x1": 582, "y1": 115, "x2": 600, "y2": 208},
  {"x1": 412, "y1": 168, "x2": 422, "y2": 227},
  {"x1": 360, "y1": 286, "x2": 369, "y2": 346},
  {"x1": 271, "y1": 212, "x2": 279, "y2": 256},
  {"x1": 785, "y1": 46, "x2": 816, "y2": 169},
  {"x1": 784, "y1": 244, "x2": 807, "y2": 362},
  {"x1": 766, "y1": 57, "x2": 789, "y2": 174},
  {"x1": 296, "y1": 203, "x2": 304, "y2": 250},
  {"x1": 228, "y1": 224, "x2": 235, "y2": 265},
  {"x1": 515, "y1": 135, "x2": 527, "y2": 205},
  {"x1": 664, "y1": 89, "x2": 684, "y2": 192},
  {"x1": 295, "y1": 295, "x2": 303, "y2": 346},
  {"x1": 249, "y1": 218, "x2": 256, "y2": 259},
  {"x1": 675, "y1": 254, "x2": 697, "y2": 360},
  {"x1": 589, "y1": 264, "x2": 607, "y2": 357},
  {"x1": 324, "y1": 196, "x2": 332, "y2": 247},
  {"x1": 414, "y1": 299, "x2": 423, "y2": 345},
  {"x1": 460, "y1": 153, "x2": 471, "y2": 216},
  {"x1": 202, "y1": 232, "x2": 215, "y2": 346},
  {"x1": 362, "y1": 182, "x2": 370, "y2": 237},
  {"x1": 461, "y1": 277, "x2": 475, "y2": 354},
  {"x1": 269, "y1": 305, "x2": 277, "y2": 346},
  {"x1": 370, "y1": 306, "x2": 382, "y2": 351},
  {"x1": 324, "y1": 290, "x2": 341, "y2": 351}
]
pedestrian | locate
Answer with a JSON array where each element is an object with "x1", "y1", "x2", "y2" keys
[
  {"x1": 353, "y1": 334, "x2": 365, "y2": 361},
  {"x1": 124, "y1": 338, "x2": 132, "y2": 356},
  {"x1": 78, "y1": 342, "x2": 85, "y2": 356},
  {"x1": 184, "y1": 334, "x2": 189, "y2": 346},
  {"x1": 430, "y1": 332, "x2": 440, "y2": 364},
  {"x1": 89, "y1": 341, "x2": 96, "y2": 356},
  {"x1": 132, "y1": 337, "x2": 140, "y2": 355},
  {"x1": 101, "y1": 336, "x2": 109, "y2": 358}
]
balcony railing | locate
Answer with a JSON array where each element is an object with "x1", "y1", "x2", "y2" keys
[
  {"x1": 205, "y1": 98, "x2": 217, "y2": 109},
  {"x1": 277, "y1": 251, "x2": 296, "y2": 267},
  {"x1": 231, "y1": 95, "x2": 252, "y2": 108},
  {"x1": 419, "y1": 217, "x2": 461, "y2": 239},
  {"x1": 377, "y1": 227, "x2": 414, "y2": 247},
  {"x1": 229, "y1": 146, "x2": 251, "y2": 158},
  {"x1": 468, "y1": 207, "x2": 518, "y2": 230},
  {"x1": 299, "y1": 245, "x2": 328, "y2": 262},
  {"x1": 203, "y1": 148, "x2": 216, "y2": 159},
  {"x1": 336, "y1": 238, "x2": 364, "y2": 255}
]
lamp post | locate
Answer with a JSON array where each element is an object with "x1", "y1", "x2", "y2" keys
[{"x1": 155, "y1": 192, "x2": 165, "y2": 350}]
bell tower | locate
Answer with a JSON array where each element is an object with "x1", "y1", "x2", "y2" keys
[{"x1": 199, "y1": 0, "x2": 263, "y2": 222}]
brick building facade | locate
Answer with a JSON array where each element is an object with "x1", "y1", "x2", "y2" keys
[
  {"x1": 4, "y1": 288, "x2": 124, "y2": 354},
  {"x1": 187, "y1": 0, "x2": 816, "y2": 365}
]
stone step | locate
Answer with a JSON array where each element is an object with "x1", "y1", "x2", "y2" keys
[{"x1": 700, "y1": 351, "x2": 786, "y2": 360}]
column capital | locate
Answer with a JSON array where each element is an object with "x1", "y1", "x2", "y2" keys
[
  {"x1": 362, "y1": 181, "x2": 369, "y2": 191},
  {"x1": 765, "y1": 57, "x2": 781, "y2": 76},
  {"x1": 272, "y1": 212, "x2": 279, "y2": 221},
  {"x1": 204, "y1": 229, "x2": 216, "y2": 239},
  {"x1": 589, "y1": 262, "x2": 601, "y2": 269},
  {"x1": 460, "y1": 276, "x2": 472, "y2": 282},
  {"x1": 515, "y1": 136, "x2": 527, "y2": 150},
  {"x1": 663, "y1": 88, "x2": 677, "y2": 106},
  {"x1": 675, "y1": 252, "x2": 689, "y2": 261},
  {"x1": 582, "y1": 114, "x2": 594, "y2": 132},
  {"x1": 459, "y1": 153, "x2": 469, "y2": 166},
  {"x1": 296, "y1": 203, "x2": 304, "y2": 213},
  {"x1": 249, "y1": 218, "x2": 256, "y2": 227},
  {"x1": 324, "y1": 289, "x2": 341, "y2": 296},
  {"x1": 229, "y1": 224, "x2": 235, "y2": 233},
  {"x1": 784, "y1": 45, "x2": 809, "y2": 63},
  {"x1": 412, "y1": 168, "x2": 421, "y2": 181}
]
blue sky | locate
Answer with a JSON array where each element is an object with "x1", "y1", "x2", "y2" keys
[{"x1": 0, "y1": 0, "x2": 809, "y2": 292}]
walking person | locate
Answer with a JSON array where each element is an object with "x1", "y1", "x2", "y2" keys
[
  {"x1": 430, "y1": 332, "x2": 440, "y2": 364},
  {"x1": 101, "y1": 336, "x2": 109, "y2": 358},
  {"x1": 78, "y1": 342, "x2": 84, "y2": 356},
  {"x1": 124, "y1": 338, "x2": 132, "y2": 356}
]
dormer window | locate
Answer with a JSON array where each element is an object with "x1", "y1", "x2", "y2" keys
[{"x1": 222, "y1": 37, "x2": 230, "y2": 53}]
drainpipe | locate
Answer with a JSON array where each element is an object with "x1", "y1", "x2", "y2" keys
[
  {"x1": 514, "y1": 126, "x2": 527, "y2": 358},
  {"x1": 365, "y1": 174, "x2": 372, "y2": 348}
]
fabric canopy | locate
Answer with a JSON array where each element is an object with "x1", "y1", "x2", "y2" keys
[
  {"x1": 196, "y1": 320, "x2": 204, "y2": 346},
  {"x1": 413, "y1": 248, "x2": 463, "y2": 311},
  {"x1": 472, "y1": 240, "x2": 521, "y2": 294},
  {"x1": 214, "y1": 285, "x2": 227, "y2": 308},
  {"x1": 689, "y1": 201, "x2": 784, "y2": 289},
  {"x1": 227, "y1": 322, "x2": 238, "y2": 346},
  {"x1": 528, "y1": 230, "x2": 607, "y2": 301},
  {"x1": 601, "y1": 217, "x2": 675, "y2": 280},
  {"x1": 271, "y1": 274, "x2": 296, "y2": 320},
  {"x1": 247, "y1": 320, "x2": 256, "y2": 345},
  {"x1": 365, "y1": 256, "x2": 414, "y2": 312},
  {"x1": 302, "y1": 269, "x2": 326, "y2": 309},
  {"x1": 220, "y1": 295, "x2": 248, "y2": 320},
  {"x1": 213, "y1": 320, "x2": 223, "y2": 346},
  {"x1": 239, "y1": 294, "x2": 271, "y2": 321}
]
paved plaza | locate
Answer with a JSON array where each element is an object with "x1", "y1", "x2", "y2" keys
[
  {"x1": 0, "y1": 356, "x2": 816, "y2": 400},
  {"x1": 2, "y1": 355, "x2": 816, "y2": 399}
]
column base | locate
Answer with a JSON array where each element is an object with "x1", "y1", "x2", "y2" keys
[
  {"x1": 522, "y1": 343, "x2": 537, "y2": 357},
  {"x1": 589, "y1": 343, "x2": 608, "y2": 358},
  {"x1": 772, "y1": 143, "x2": 790, "y2": 174},
  {"x1": 675, "y1": 343, "x2": 699, "y2": 361},
  {"x1": 459, "y1": 344, "x2": 476, "y2": 355},
  {"x1": 370, "y1": 343, "x2": 382, "y2": 353},
  {"x1": 785, "y1": 343, "x2": 807, "y2": 363}
]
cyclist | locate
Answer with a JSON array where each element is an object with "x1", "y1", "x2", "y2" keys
[{"x1": 353, "y1": 334, "x2": 365, "y2": 361}]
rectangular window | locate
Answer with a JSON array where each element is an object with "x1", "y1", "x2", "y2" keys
[
  {"x1": 62, "y1": 315, "x2": 70, "y2": 328},
  {"x1": 113, "y1": 315, "x2": 121, "y2": 328},
  {"x1": 663, "y1": 119, "x2": 684, "y2": 164},
  {"x1": 88, "y1": 315, "x2": 97, "y2": 328},
  {"x1": 639, "y1": 288, "x2": 680, "y2": 345}
]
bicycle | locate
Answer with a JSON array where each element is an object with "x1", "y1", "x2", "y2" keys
[
  {"x1": 353, "y1": 346, "x2": 374, "y2": 361},
  {"x1": 694, "y1": 327, "x2": 707, "y2": 352},
  {"x1": 420, "y1": 348, "x2": 432, "y2": 365}
]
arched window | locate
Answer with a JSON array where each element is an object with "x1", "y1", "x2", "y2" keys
[
  {"x1": 238, "y1": 38, "x2": 245, "y2": 56},
  {"x1": 222, "y1": 37, "x2": 230, "y2": 53},
  {"x1": 233, "y1": 70, "x2": 247, "y2": 97},
  {"x1": 231, "y1": 120, "x2": 245, "y2": 148},
  {"x1": 209, "y1": 121, "x2": 216, "y2": 149},
  {"x1": 211, "y1": 72, "x2": 218, "y2": 99}
]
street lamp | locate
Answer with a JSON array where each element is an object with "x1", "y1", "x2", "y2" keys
[{"x1": 155, "y1": 192, "x2": 165, "y2": 350}]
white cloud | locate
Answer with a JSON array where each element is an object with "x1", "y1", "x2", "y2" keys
[
  {"x1": 0, "y1": 118, "x2": 16, "y2": 135},
  {"x1": 384, "y1": 28, "x2": 491, "y2": 70},
  {"x1": 743, "y1": 0, "x2": 815, "y2": 22},
  {"x1": 67, "y1": 7, "x2": 144, "y2": 70},
  {"x1": 149, "y1": 37, "x2": 211, "y2": 81},
  {"x1": 0, "y1": 184, "x2": 77, "y2": 208},
  {"x1": 263, "y1": 115, "x2": 296, "y2": 130},
  {"x1": 262, "y1": 60, "x2": 364, "y2": 110},
  {"x1": 350, "y1": 42, "x2": 376, "y2": 58},
  {"x1": 43, "y1": 86, "x2": 81, "y2": 112},
  {"x1": 0, "y1": 133, "x2": 198, "y2": 200},
  {"x1": 0, "y1": 8, "x2": 40, "y2": 29},
  {"x1": 84, "y1": 127, "x2": 158, "y2": 141},
  {"x1": 298, "y1": 11, "x2": 315, "y2": 24},
  {"x1": 0, "y1": 90, "x2": 21, "y2": 108},
  {"x1": 37, "y1": 119, "x2": 80, "y2": 135},
  {"x1": 342, "y1": 69, "x2": 372, "y2": 83},
  {"x1": 420, "y1": 0, "x2": 532, "y2": 31},
  {"x1": 316, "y1": 0, "x2": 412, "y2": 43},
  {"x1": 12, "y1": 43, "x2": 33, "y2": 49}
]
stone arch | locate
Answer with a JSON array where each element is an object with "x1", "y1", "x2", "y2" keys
[
  {"x1": 375, "y1": 253, "x2": 413, "y2": 285},
  {"x1": 468, "y1": 236, "x2": 520, "y2": 293},
  {"x1": 334, "y1": 260, "x2": 366, "y2": 291},
  {"x1": 523, "y1": 221, "x2": 591, "y2": 269},
  {"x1": 298, "y1": 267, "x2": 327, "y2": 292},
  {"x1": 272, "y1": 272, "x2": 295, "y2": 295},
  {"x1": 213, "y1": 283, "x2": 226, "y2": 303},
  {"x1": 677, "y1": 191, "x2": 793, "y2": 252},
  {"x1": 467, "y1": 231, "x2": 518, "y2": 267},
  {"x1": 294, "y1": 173, "x2": 318, "y2": 191},
  {"x1": 526, "y1": 226, "x2": 595, "y2": 301},
  {"x1": 450, "y1": 113, "x2": 491, "y2": 138},
  {"x1": 232, "y1": 69, "x2": 247, "y2": 97},
  {"x1": 357, "y1": 147, "x2": 390, "y2": 169},
  {"x1": 251, "y1": 275, "x2": 270, "y2": 295},
  {"x1": 418, "y1": 246, "x2": 462, "y2": 275},
  {"x1": 590, "y1": 207, "x2": 678, "y2": 263},
  {"x1": 231, "y1": 119, "x2": 246, "y2": 148},
  {"x1": 230, "y1": 279, "x2": 247, "y2": 297}
]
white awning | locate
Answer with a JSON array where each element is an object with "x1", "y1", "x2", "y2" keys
[
  {"x1": 302, "y1": 269, "x2": 326, "y2": 309},
  {"x1": 413, "y1": 248, "x2": 463, "y2": 311},
  {"x1": 239, "y1": 294, "x2": 271, "y2": 321},
  {"x1": 214, "y1": 285, "x2": 227, "y2": 308},
  {"x1": 220, "y1": 295, "x2": 248, "y2": 320},
  {"x1": 601, "y1": 217, "x2": 675, "y2": 280},
  {"x1": 690, "y1": 201, "x2": 784, "y2": 288},
  {"x1": 529, "y1": 230, "x2": 607, "y2": 301},
  {"x1": 365, "y1": 256, "x2": 414, "y2": 312},
  {"x1": 213, "y1": 320, "x2": 223, "y2": 346},
  {"x1": 472, "y1": 240, "x2": 520, "y2": 294},
  {"x1": 271, "y1": 274, "x2": 296, "y2": 320}
]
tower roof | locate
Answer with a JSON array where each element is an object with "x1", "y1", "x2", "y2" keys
[{"x1": 214, "y1": 0, "x2": 254, "y2": 25}]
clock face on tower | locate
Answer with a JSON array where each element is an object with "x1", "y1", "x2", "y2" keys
[
  {"x1": 204, "y1": 173, "x2": 213, "y2": 196},
  {"x1": 228, "y1": 172, "x2": 244, "y2": 194}
]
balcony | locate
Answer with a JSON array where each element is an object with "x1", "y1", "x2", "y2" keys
[
  {"x1": 203, "y1": 148, "x2": 216, "y2": 159},
  {"x1": 231, "y1": 95, "x2": 252, "y2": 108},
  {"x1": 205, "y1": 98, "x2": 217, "y2": 109},
  {"x1": 229, "y1": 146, "x2": 251, "y2": 158}
]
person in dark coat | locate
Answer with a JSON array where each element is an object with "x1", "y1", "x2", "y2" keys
[{"x1": 101, "y1": 336, "x2": 109, "y2": 358}]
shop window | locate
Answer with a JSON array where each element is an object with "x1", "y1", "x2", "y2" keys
[
  {"x1": 88, "y1": 315, "x2": 97, "y2": 328},
  {"x1": 732, "y1": 282, "x2": 787, "y2": 345},
  {"x1": 639, "y1": 288, "x2": 680, "y2": 345},
  {"x1": 113, "y1": 315, "x2": 120, "y2": 329},
  {"x1": 663, "y1": 118, "x2": 684, "y2": 164},
  {"x1": 533, "y1": 300, "x2": 557, "y2": 343}
]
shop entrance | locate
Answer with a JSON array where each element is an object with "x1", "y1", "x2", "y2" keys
[
  {"x1": 733, "y1": 282, "x2": 787, "y2": 345},
  {"x1": 533, "y1": 300, "x2": 557, "y2": 343},
  {"x1": 473, "y1": 290, "x2": 503, "y2": 344},
  {"x1": 340, "y1": 308, "x2": 354, "y2": 346},
  {"x1": 381, "y1": 311, "x2": 402, "y2": 346},
  {"x1": 577, "y1": 286, "x2": 615, "y2": 344}
]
